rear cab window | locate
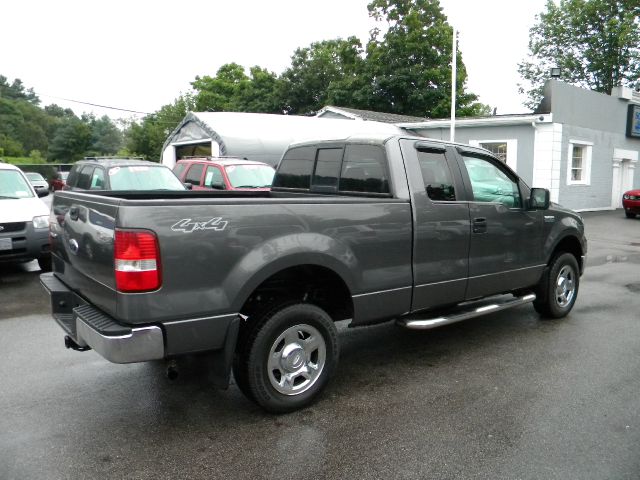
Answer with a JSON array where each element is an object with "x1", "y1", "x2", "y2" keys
[
  {"x1": 274, "y1": 143, "x2": 390, "y2": 196},
  {"x1": 339, "y1": 145, "x2": 389, "y2": 194},
  {"x1": 272, "y1": 146, "x2": 315, "y2": 190}
]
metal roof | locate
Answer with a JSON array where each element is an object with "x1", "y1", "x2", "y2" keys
[{"x1": 316, "y1": 105, "x2": 428, "y2": 123}]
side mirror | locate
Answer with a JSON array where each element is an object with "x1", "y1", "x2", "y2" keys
[
  {"x1": 37, "y1": 189, "x2": 50, "y2": 198},
  {"x1": 183, "y1": 183, "x2": 193, "y2": 190},
  {"x1": 529, "y1": 188, "x2": 550, "y2": 210},
  {"x1": 211, "y1": 182, "x2": 226, "y2": 190}
]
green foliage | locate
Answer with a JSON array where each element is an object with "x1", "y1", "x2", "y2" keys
[
  {"x1": 3, "y1": 1, "x2": 492, "y2": 162},
  {"x1": 125, "y1": 93, "x2": 195, "y2": 159},
  {"x1": 0, "y1": 75, "x2": 39, "y2": 105},
  {"x1": 365, "y1": 0, "x2": 486, "y2": 118},
  {"x1": 85, "y1": 114, "x2": 123, "y2": 156},
  {"x1": 518, "y1": 0, "x2": 640, "y2": 109},
  {"x1": 279, "y1": 37, "x2": 369, "y2": 115},
  {"x1": 0, "y1": 75, "x2": 125, "y2": 161},
  {"x1": 48, "y1": 117, "x2": 92, "y2": 161},
  {"x1": 192, "y1": 64, "x2": 283, "y2": 113}
]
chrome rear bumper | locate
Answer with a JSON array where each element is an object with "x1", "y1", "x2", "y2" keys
[{"x1": 40, "y1": 273, "x2": 165, "y2": 364}]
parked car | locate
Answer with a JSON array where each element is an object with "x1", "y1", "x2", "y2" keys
[
  {"x1": 42, "y1": 135, "x2": 586, "y2": 412},
  {"x1": 24, "y1": 172, "x2": 49, "y2": 194},
  {"x1": 49, "y1": 171, "x2": 69, "y2": 191},
  {"x1": 65, "y1": 157, "x2": 185, "y2": 192},
  {"x1": 0, "y1": 162, "x2": 51, "y2": 271},
  {"x1": 622, "y1": 189, "x2": 640, "y2": 218},
  {"x1": 173, "y1": 157, "x2": 275, "y2": 191}
]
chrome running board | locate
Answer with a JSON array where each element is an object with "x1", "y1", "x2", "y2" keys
[{"x1": 398, "y1": 293, "x2": 536, "y2": 330}]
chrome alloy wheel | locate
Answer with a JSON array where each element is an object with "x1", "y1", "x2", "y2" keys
[
  {"x1": 267, "y1": 324, "x2": 326, "y2": 396},
  {"x1": 555, "y1": 265, "x2": 576, "y2": 308}
]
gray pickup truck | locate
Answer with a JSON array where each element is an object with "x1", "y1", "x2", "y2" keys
[{"x1": 41, "y1": 134, "x2": 587, "y2": 412}]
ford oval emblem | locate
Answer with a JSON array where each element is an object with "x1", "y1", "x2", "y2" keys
[{"x1": 69, "y1": 239, "x2": 79, "y2": 254}]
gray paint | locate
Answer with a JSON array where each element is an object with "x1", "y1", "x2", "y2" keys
[
  {"x1": 545, "y1": 81, "x2": 640, "y2": 206},
  {"x1": 48, "y1": 135, "x2": 586, "y2": 360}
]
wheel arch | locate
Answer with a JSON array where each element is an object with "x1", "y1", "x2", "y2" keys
[
  {"x1": 547, "y1": 234, "x2": 585, "y2": 273},
  {"x1": 232, "y1": 257, "x2": 355, "y2": 323}
]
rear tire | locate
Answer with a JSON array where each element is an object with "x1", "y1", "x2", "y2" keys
[
  {"x1": 625, "y1": 211, "x2": 636, "y2": 219},
  {"x1": 533, "y1": 252, "x2": 579, "y2": 319},
  {"x1": 233, "y1": 303, "x2": 338, "y2": 413}
]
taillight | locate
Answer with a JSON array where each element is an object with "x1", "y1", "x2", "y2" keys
[{"x1": 114, "y1": 229, "x2": 161, "y2": 292}]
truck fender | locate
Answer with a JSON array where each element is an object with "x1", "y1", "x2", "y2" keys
[{"x1": 223, "y1": 233, "x2": 358, "y2": 312}]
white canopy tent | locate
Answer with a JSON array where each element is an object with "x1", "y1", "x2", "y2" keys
[{"x1": 161, "y1": 112, "x2": 405, "y2": 168}]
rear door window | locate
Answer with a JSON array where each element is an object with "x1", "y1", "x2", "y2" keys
[
  {"x1": 417, "y1": 149, "x2": 456, "y2": 201},
  {"x1": 76, "y1": 166, "x2": 94, "y2": 190},
  {"x1": 89, "y1": 168, "x2": 106, "y2": 190},
  {"x1": 339, "y1": 145, "x2": 389, "y2": 194},
  {"x1": 204, "y1": 166, "x2": 225, "y2": 189},
  {"x1": 184, "y1": 164, "x2": 205, "y2": 186},
  {"x1": 173, "y1": 163, "x2": 187, "y2": 180}
]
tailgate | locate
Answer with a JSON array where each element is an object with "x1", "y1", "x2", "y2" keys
[{"x1": 50, "y1": 191, "x2": 119, "y2": 317}]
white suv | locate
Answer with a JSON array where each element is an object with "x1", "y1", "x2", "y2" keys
[{"x1": 0, "y1": 162, "x2": 51, "y2": 271}]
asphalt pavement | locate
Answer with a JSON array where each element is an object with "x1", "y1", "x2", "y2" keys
[{"x1": 0, "y1": 210, "x2": 638, "y2": 480}]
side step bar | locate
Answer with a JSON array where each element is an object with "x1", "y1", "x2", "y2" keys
[{"x1": 398, "y1": 293, "x2": 536, "y2": 330}]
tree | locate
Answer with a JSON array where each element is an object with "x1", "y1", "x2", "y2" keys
[
  {"x1": 48, "y1": 117, "x2": 92, "y2": 161},
  {"x1": 0, "y1": 75, "x2": 40, "y2": 105},
  {"x1": 364, "y1": 0, "x2": 489, "y2": 118},
  {"x1": 518, "y1": 0, "x2": 640, "y2": 110},
  {"x1": 125, "y1": 94, "x2": 195, "y2": 159},
  {"x1": 279, "y1": 37, "x2": 369, "y2": 115},
  {"x1": 192, "y1": 64, "x2": 283, "y2": 113},
  {"x1": 85, "y1": 114, "x2": 123, "y2": 156}
]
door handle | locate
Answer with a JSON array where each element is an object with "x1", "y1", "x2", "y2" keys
[
  {"x1": 472, "y1": 217, "x2": 487, "y2": 234},
  {"x1": 69, "y1": 206, "x2": 79, "y2": 221}
]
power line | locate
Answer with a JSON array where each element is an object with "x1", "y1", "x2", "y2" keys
[{"x1": 38, "y1": 93, "x2": 151, "y2": 115}]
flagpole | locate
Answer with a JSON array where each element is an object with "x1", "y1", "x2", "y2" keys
[{"x1": 450, "y1": 26, "x2": 457, "y2": 142}]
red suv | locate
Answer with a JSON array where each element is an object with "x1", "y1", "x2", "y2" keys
[
  {"x1": 173, "y1": 157, "x2": 275, "y2": 191},
  {"x1": 623, "y1": 189, "x2": 640, "y2": 218},
  {"x1": 49, "y1": 171, "x2": 69, "y2": 191}
]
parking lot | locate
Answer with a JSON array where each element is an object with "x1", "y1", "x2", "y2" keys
[{"x1": 0, "y1": 210, "x2": 638, "y2": 480}]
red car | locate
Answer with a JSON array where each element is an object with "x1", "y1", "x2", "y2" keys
[
  {"x1": 623, "y1": 189, "x2": 640, "y2": 218},
  {"x1": 49, "y1": 171, "x2": 69, "y2": 191},
  {"x1": 173, "y1": 157, "x2": 275, "y2": 191}
]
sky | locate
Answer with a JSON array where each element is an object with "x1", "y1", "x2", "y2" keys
[{"x1": 1, "y1": 0, "x2": 547, "y2": 121}]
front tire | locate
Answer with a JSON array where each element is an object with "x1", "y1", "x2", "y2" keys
[
  {"x1": 533, "y1": 252, "x2": 579, "y2": 318},
  {"x1": 625, "y1": 211, "x2": 636, "y2": 219},
  {"x1": 233, "y1": 303, "x2": 339, "y2": 413},
  {"x1": 37, "y1": 255, "x2": 52, "y2": 272}
]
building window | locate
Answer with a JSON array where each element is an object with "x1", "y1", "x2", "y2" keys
[
  {"x1": 469, "y1": 139, "x2": 517, "y2": 171},
  {"x1": 480, "y1": 142, "x2": 508, "y2": 163},
  {"x1": 567, "y1": 140, "x2": 592, "y2": 185}
]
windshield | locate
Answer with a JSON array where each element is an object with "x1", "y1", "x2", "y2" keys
[
  {"x1": 0, "y1": 170, "x2": 35, "y2": 198},
  {"x1": 107, "y1": 165, "x2": 185, "y2": 190},
  {"x1": 25, "y1": 172, "x2": 45, "y2": 182},
  {"x1": 225, "y1": 164, "x2": 275, "y2": 188}
]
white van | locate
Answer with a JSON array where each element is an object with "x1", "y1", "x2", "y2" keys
[{"x1": 0, "y1": 162, "x2": 51, "y2": 271}]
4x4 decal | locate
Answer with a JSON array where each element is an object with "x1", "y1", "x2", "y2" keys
[{"x1": 171, "y1": 218, "x2": 228, "y2": 233}]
